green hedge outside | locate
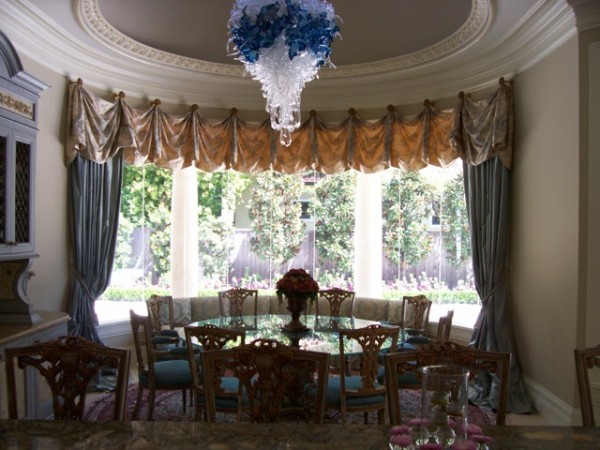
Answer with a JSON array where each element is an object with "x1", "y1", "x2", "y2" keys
[{"x1": 101, "y1": 287, "x2": 480, "y2": 305}]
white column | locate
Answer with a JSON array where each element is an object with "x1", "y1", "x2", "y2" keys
[
  {"x1": 354, "y1": 171, "x2": 383, "y2": 298},
  {"x1": 170, "y1": 167, "x2": 198, "y2": 298}
]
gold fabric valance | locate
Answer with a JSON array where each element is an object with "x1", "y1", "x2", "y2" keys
[{"x1": 65, "y1": 79, "x2": 513, "y2": 173}]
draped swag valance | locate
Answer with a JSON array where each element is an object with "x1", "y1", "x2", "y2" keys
[{"x1": 65, "y1": 78, "x2": 513, "y2": 174}]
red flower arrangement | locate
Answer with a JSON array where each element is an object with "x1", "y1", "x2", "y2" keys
[{"x1": 275, "y1": 268, "x2": 319, "y2": 302}]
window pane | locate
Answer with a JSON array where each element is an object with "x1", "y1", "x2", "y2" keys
[
  {"x1": 98, "y1": 164, "x2": 173, "y2": 323},
  {"x1": 98, "y1": 162, "x2": 478, "y2": 328},
  {"x1": 242, "y1": 171, "x2": 307, "y2": 288},
  {"x1": 312, "y1": 171, "x2": 356, "y2": 289},
  {"x1": 382, "y1": 163, "x2": 479, "y2": 327}
]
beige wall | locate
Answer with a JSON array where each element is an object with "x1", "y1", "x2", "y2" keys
[
  {"x1": 580, "y1": 29, "x2": 600, "y2": 349},
  {"x1": 21, "y1": 55, "x2": 70, "y2": 313},
  {"x1": 512, "y1": 32, "x2": 590, "y2": 415}
]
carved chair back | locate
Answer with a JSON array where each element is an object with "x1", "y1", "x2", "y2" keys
[
  {"x1": 334, "y1": 324, "x2": 400, "y2": 423},
  {"x1": 317, "y1": 288, "x2": 355, "y2": 317},
  {"x1": 146, "y1": 294, "x2": 175, "y2": 333},
  {"x1": 384, "y1": 341, "x2": 510, "y2": 425},
  {"x1": 130, "y1": 309, "x2": 158, "y2": 376},
  {"x1": 435, "y1": 310, "x2": 454, "y2": 342},
  {"x1": 183, "y1": 324, "x2": 246, "y2": 420},
  {"x1": 401, "y1": 295, "x2": 432, "y2": 335},
  {"x1": 5, "y1": 335, "x2": 130, "y2": 420},
  {"x1": 218, "y1": 287, "x2": 258, "y2": 317},
  {"x1": 202, "y1": 338, "x2": 329, "y2": 423}
]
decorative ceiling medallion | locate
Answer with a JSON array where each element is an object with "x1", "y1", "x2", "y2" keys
[{"x1": 78, "y1": 0, "x2": 491, "y2": 78}]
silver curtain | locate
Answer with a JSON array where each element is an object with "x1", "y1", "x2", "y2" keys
[
  {"x1": 456, "y1": 86, "x2": 533, "y2": 413},
  {"x1": 67, "y1": 153, "x2": 123, "y2": 342}
]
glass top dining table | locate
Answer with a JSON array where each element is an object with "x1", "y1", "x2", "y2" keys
[{"x1": 185, "y1": 314, "x2": 403, "y2": 355}]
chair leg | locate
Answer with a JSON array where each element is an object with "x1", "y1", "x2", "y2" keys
[
  {"x1": 146, "y1": 389, "x2": 156, "y2": 420},
  {"x1": 182, "y1": 389, "x2": 187, "y2": 412},
  {"x1": 131, "y1": 384, "x2": 144, "y2": 420},
  {"x1": 193, "y1": 392, "x2": 203, "y2": 421}
]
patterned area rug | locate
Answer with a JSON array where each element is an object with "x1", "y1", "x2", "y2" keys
[{"x1": 84, "y1": 384, "x2": 498, "y2": 425}]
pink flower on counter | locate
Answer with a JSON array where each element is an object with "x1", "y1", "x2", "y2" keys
[
  {"x1": 419, "y1": 444, "x2": 444, "y2": 450},
  {"x1": 389, "y1": 425, "x2": 411, "y2": 436},
  {"x1": 389, "y1": 434, "x2": 412, "y2": 448}
]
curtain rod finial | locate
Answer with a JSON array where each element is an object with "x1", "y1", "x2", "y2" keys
[
  {"x1": 230, "y1": 107, "x2": 238, "y2": 115},
  {"x1": 387, "y1": 104, "x2": 396, "y2": 112},
  {"x1": 499, "y1": 77, "x2": 505, "y2": 85},
  {"x1": 309, "y1": 109, "x2": 317, "y2": 117},
  {"x1": 348, "y1": 108, "x2": 356, "y2": 116},
  {"x1": 76, "y1": 78, "x2": 83, "y2": 86},
  {"x1": 152, "y1": 98, "x2": 161, "y2": 107},
  {"x1": 190, "y1": 104, "x2": 199, "y2": 111},
  {"x1": 458, "y1": 91, "x2": 465, "y2": 100}
]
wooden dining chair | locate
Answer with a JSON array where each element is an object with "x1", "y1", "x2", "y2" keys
[
  {"x1": 384, "y1": 341, "x2": 510, "y2": 425},
  {"x1": 184, "y1": 324, "x2": 246, "y2": 421},
  {"x1": 218, "y1": 287, "x2": 258, "y2": 317},
  {"x1": 400, "y1": 295, "x2": 432, "y2": 336},
  {"x1": 574, "y1": 345, "x2": 600, "y2": 426},
  {"x1": 435, "y1": 309, "x2": 454, "y2": 342},
  {"x1": 5, "y1": 335, "x2": 130, "y2": 420},
  {"x1": 129, "y1": 309, "x2": 193, "y2": 420},
  {"x1": 405, "y1": 309, "x2": 455, "y2": 347},
  {"x1": 323, "y1": 324, "x2": 400, "y2": 424},
  {"x1": 202, "y1": 338, "x2": 330, "y2": 423},
  {"x1": 146, "y1": 294, "x2": 184, "y2": 347},
  {"x1": 316, "y1": 288, "x2": 355, "y2": 317}
]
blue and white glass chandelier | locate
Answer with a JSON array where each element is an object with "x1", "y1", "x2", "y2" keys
[{"x1": 228, "y1": 0, "x2": 340, "y2": 146}]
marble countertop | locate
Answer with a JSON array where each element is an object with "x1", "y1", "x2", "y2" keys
[
  {"x1": 1, "y1": 421, "x2": 600, "y2": 450},
  {"x1": 0, "y1": 311, "x2": 69, "y2": 347}
]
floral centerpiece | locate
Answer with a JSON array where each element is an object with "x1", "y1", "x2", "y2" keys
[{"x1": 276, "y1": 268, "x2": 319, "y2": 331}]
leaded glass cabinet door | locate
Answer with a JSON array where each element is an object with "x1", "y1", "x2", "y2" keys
[{"x1": 0, "y1": 120, "x2": 35, "y2": 256}]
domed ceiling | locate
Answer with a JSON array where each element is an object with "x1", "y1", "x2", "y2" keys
[{"x1": 0, "y1": 0, "x2": 576, "y2": 112}]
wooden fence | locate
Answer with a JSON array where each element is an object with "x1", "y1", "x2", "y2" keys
[{"x1": 227, "y1": 229, "x2": 472, "y2": 289}]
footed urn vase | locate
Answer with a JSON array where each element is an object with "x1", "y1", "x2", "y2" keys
[{"x1": 281, "y1": 294, "x2": 310, "y2": 332}]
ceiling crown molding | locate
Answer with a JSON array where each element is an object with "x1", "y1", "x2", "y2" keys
[
  {"x1": 0, "y1": 0, "x2": 581, "y2": 112},
  {"x1": 77, "y1": 0, "x2": 243, "y2": 77},
  {"x1": 77, "y1": 0, "x2": 492, "y2": 78},
  {"x1": 567, "y1": 0, "x2": 600, "y2": 30}
]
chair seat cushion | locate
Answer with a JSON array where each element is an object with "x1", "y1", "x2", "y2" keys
[
  {"x1": 152, "y1": 336, "x2": 180, "y2": 346},
  {"x1": 159, "y1": 329, "x2": 180, "y2": 337},
  {"x1": 140, "y1": 359, "x2": 191, "y2": 386},
  {"x1": 405, "y1": 336, "x2": 431, "y2": 345},
  {"x1": 325, "y1": 376, "x2": 385, "y2": 408}
]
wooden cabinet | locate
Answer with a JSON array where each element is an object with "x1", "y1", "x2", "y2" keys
[
  {"x1": 0, "y1": 118, "x2": 36, "y2": 256},
  {"x1": 0, "y1": 311, "x2": 69, "y2": 419},
  {"x1": 0, "y1": 31, "x2": 48, "y2": 324}
]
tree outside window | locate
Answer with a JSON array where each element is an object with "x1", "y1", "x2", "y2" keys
[{"x1": 382, "y1": 170, "x2": 434, "y2": 280}]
